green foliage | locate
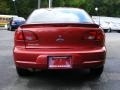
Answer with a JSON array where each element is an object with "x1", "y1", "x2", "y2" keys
[
  {"x1": 0, "y1": 0, "x2": 10, "y2": 14},
  {"x1": 0, "y1": 0, "x2": 120, "y2": 18},
  {"x1": 16, "y1": 0, "x2": 37, "y2": 18}
]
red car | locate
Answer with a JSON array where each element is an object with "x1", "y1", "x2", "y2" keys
[{"x1": 13, "y1": 8, "x2": 106, "y2": 76}]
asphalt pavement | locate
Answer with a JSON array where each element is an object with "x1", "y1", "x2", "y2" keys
[{"x1": 0, "y1": 30, "x2": 120, "y2": 90}]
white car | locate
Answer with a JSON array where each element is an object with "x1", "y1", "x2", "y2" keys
[
  {"x1": 110, "y1": 22, "x2": 120, "y2": 33},
  {"x1": 92, "y1": 16, "x2": 120, "y2": 33},
  {"x1": 100, "y1": 21, "x2": 111, "y2": 32},
  {"x1": 93, "y1": 19, "x2": 111, "y2": 32}
]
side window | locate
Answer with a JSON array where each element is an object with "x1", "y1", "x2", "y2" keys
[
  {"x1": 8, "y1": 18, "x2": 11, "y2": 20},
  {"x1": 2, "y1": 18, "x2": 5, "y2": 22},
  {"x1": 0, "y1": 17, "x2": 2, "y2": 23}
]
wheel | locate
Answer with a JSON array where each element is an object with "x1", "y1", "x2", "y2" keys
[
  {"x1": 103, "y1": 29, "x2": 108, "y2": 33},
  {"x1": 8, "y1": 25, "x2": 12, "y2": 31},
  {"x1": 16, "y1": 67, "x2": 31, "y2": 76},
  {"x1": 7, "y1": 24, "x2": 10, "y2": 30},
  {"x1": 107, "y1": 28, "x2": 111, "y2": 33},
  {"x1": 117, "y1": 31, "x2": 120, "y2": 33},
  {"x1": 104, "y1": 29, "x2": 111, "y2": 33},
  {"x1": 90, "y1": 66, "x2": 104, "y2": 77},
  {"x1": 9, "y1": 26, "x2": 12, "y2": 31}
]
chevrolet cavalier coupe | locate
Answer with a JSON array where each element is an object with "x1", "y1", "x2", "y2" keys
[{"x1": 13, "y1": 8, "x2": 106, "y2": 76}]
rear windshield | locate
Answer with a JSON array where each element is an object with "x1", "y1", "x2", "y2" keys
[{"x1": 26, "y1": 8, "x2": 93, "y2": 24}]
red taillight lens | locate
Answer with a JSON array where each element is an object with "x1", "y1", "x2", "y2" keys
[
  {"x1": 15, "y1": 30, "x2": 24, "y2": 40},
  {"x1": 83, "y1": 31, "x2": 104, "y2": 40},
  {"x1": 23, "y1": 30, "x2": 38, "y2": 41},
  {"x1": 83, "y1": 31, "x2": 97, "y2": 40},
  {"x1": 15, "y1": 30, "x2": 38, "y2": 41},
  {"x1": 96, "y1": 31, "x2": 104, "y2": 41},
  {"x1": 15, "y1": 30, "x2": 38, "y2": 47},
  {"x1": 83, "y1": 30, "x2": 104, "y2": 45}
]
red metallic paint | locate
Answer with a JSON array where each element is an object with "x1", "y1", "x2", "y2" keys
[{"x1": 13, "y1": 23, "x2": 106, "y2": 70}]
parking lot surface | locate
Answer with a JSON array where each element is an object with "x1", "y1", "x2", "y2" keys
[{"x1": 0, "y1": 30, "x2": 120, "y2": 90}]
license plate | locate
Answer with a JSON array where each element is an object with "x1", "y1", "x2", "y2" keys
[{"x1": 48, "y1": 56, "x2": 72, "y2": 69}]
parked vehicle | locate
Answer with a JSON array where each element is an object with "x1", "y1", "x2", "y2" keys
[
  {"x1": 110, "y1": 22, "x2": 120, "y2": 33},
  {"x1": 13, "y1": 8, "x2": 106, "y2": 76},
  {"x1": 100, "y1": 21, "x2": 111, "y2": 33},
  {"x1": 8, "y1": 17, "x2": 25, "y2": 31},
  {"x1": 92, "y1": 17, "x2": 110, "y2": 33},
  {"x1": 92, "y1": 16, "x2": 120, "y2": 33},
  {"x1": 0, "y1": 15, "x2": 18, "y2": 28}
]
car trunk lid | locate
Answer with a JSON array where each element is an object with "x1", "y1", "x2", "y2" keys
[{"x1": 18, "y1": 23, "x2": 104, "y2": 49}]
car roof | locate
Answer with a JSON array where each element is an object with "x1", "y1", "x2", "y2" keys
[
  {"x1": 13, "y1": 17, "x2": 25, "y2": 21},
  {"x1": 34, "y1": 7, "x2": 84, "y2": 12}
]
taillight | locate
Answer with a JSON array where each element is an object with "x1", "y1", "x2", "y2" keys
[
  {"x1": 23, "y1": 30, "x2": 38, "y2": 41},
  {"x1": 15, "y1": 30, "x2": 38, "y2": 41},
  {"x1": 96, "y1": 31, "x2": 104, "y2": 41},
  {"x1": 83, "y1": 31, "x2": 97, "y2": 40},
  {"x1": 14, "y1": 30, "x2": 25, "y2": 46},
  {"x1": 83, "y1": 31, "x2": 104, "y2": 40},
  {"x1": 15, "y1": 30, "x2": 24, "y2": 40},
  {"x1": 83, "y1": 30, "x2": 104, "y2": 45}
]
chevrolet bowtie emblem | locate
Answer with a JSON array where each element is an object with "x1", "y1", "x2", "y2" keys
[{"x1": 56, "y1": 35, "x2": 64, "y2": 43}]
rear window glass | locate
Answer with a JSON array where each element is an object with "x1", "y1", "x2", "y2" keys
[{"x1": 26, "y1": 8, "x2": 93, "y2": 24}]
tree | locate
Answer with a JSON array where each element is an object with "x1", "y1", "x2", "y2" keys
[
  {"x1": 0, "y1": 0, "x2": 10, "y2": 14},
  {"x1": 0, "y1": 0, "x2": 120, "y2": 18}
]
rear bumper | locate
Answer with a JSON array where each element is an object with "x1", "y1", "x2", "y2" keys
[{"x1": 13, "y1": 47, "x2": 106, "y2": 70}]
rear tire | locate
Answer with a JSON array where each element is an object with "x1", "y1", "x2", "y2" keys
[
  {"x1": 104, "y1": 29, "x2": 111, "y2": 33},
  {"x1": 16, "y1": 67, "x2": 31, "y2": 76},
  {"x1": 9, "y1": 26, "x2": 12, "y2": 31},
  {"x1": 107, "y1": 28, "x2": 111, "y2": 33},
  {"x1": 90, "y1": 66, "x2": 104, "y2": 77},
  {"x1": 117, "y1": 31, "x2": 120, "y2": 33},
  {"x1": 8, "y1": 25, "x2": 12, "y2": 31}
]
